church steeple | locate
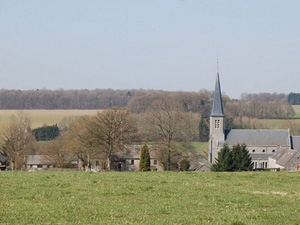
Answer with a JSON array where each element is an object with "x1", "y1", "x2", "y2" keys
[
  {"x1": 211, "y1": 73, "x2": 225, "y2": 117},
  {"x1": 209, "y1": 72, "x2": 225, "y2": 164}
]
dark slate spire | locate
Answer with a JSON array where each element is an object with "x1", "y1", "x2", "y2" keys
[{"x1": 211, "y1": 73, "x2": 225, "y2": 117}]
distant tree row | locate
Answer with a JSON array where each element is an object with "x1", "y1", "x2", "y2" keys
[
  {"x1": 0, "y1": 89, "x2": 136, "y2": 109},
  {"x1": 0, "y1": 88, "x2": 296, "y2": 120},
  {"x1": 225, "y1": 100, "x2": 295, "y2": 119},
  {"x1": 241, "y1": 92, "x2": 300, "y2": 106},
  {"x1": 0, "y1": 89, "x2": 213, "y2": 112},
  {"x1": 240, "y1": 92, "x2": 287, "y2": 102},
  {"x1": 287, "y1": 93, "x2": 300, "y2": 105}
]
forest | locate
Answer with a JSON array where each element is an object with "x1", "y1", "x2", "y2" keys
[{"x1": 0, "y1": 89, "x2": 295, "y2": 119}]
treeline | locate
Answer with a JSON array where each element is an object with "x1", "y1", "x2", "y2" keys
[
  {"x1": 0, "y1": 89, "x2": 137, "y2": 109},
  {"x1": 225, "y1": 101, "x2": 295, "y2": 119},
  {"x1": 240, "y1": 92, "x2": 288, "y2": 102},
  {"x1": 0, "y1": 89, "x2": 296, "y2": 119},
  {"x1": 287, "y1": 93, "x2": 300, "y2": 105},
  {"x1": 241, "y1": 92, "x2": 300, "y2": 106},
  {"x1": 0, "y1": 88, "x2": 215, "y2": 115}
]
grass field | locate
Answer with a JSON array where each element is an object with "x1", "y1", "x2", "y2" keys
[
  {"x1": 191, "y1": 142, "x2": 209, "y2": 158},
  {"x1": 0, "y1": 106, "x2": 299, "y2": 132},
  {"x1": 293, "y1": 105, "x2": 300, "y2": 118},
  {"x1": 1, "y1": 171, "x2": 300, "y2": 225},
  {"x1": 0, "y1": 110, "x2": 99, "y2": 130}
]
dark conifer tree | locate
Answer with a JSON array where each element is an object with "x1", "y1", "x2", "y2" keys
[
  {"x1": 212, "y1": 144, "x2": 253, "y2": 172},
  {"x1": 199, "y1": 117, "x2": 209, "y2": 142},
  {"x1": 231, "y1": 144, "x2": 253, "y2": 171},
  {"x1": 139, "y1": 144, "x2": 151, "y2": 171},
  {"x1": 211, "y1": 145, "x2": 233, "y2": 172}
]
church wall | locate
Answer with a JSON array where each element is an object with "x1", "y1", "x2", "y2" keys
[
  {"x1": 252, "y1": 159, "x2": 269, "y2": 169},
  {"x1": 268, "y1": 157, "x2": 284, "y2": 169},
  {"x1": 246, "y1": 145, "x2": 290, "y2": 154}
]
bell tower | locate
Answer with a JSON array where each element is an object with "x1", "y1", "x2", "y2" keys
[{"x1": 209, "y1": 73, "x2": 225, "y2": 163}]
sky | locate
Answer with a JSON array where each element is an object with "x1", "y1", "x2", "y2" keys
[{"x1": 0, "y1": 0, "x2": 299, "y2": 99}]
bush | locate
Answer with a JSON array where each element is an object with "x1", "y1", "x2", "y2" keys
[{"x1": 180, "y1": 159, "x2": 190, "y2": 171}]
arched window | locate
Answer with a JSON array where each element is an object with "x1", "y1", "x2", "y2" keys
[
  {"x1": 252, "y1": 149, "x2": 255, "y2": 153},
  {"x1": 262, "y1": 149, "x2": 265, "y2": 153},
  {"x1": 272, "y1": 149, "x2": 275, "y2": 153}
]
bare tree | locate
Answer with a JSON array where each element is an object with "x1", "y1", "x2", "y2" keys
[
  {"x1": 146, "y1": 99, "x2": 186, "y2": 171},
  {"x1": 1, "y1": 112, "x2": 36, "y2": 170},
  {"x1": 46, "y1": 137, "x2": 73, "y2": 168},
  {"x1": 64, "y1": 116, "x2": 100, "y2": 171},
  {"x1": 88, "y1": 108, "x2": 138, "y2": 170}
]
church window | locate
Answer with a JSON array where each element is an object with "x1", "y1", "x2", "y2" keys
[
  {"x1": 252, "y1": 149, "x2": 255, "y2": 153},
  {"x1": 215, "y1": 120, "x2": 220, "y2": 129},
  {"x1": 262, "y1": 149, "x2": 265, "y2": 153},
  {"x1": 254, "y1": 162, "x2": 257, "y2": 169},
  {"x1": 272, "y1": 150, "x2": 275, "y2": 153},
  {"x1": 265, "y1": 162, "x2": 267, "y2": 168}
]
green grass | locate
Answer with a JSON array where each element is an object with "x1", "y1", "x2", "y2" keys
[
  {"x1": 1, "y1": 171, "x2": 300, "y2": 225},
  {"x1": 293, "y1": 105, "x2": 300, "y2": 118},
  {"x1": 191, "y1": 142, "x2": 209, "y2": 158},
  {"x1": 0, "y1": 110, "x2": 99, "y2": 130}
]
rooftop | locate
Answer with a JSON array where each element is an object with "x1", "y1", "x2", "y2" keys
[
  {"x1": 225, "y1": 129, "x2": 290, "y2": 146},
  {"x1": 210, "y1": 73, "x2": 225, "y2": 117}
]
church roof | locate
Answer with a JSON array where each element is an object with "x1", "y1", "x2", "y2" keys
[
  {"x1": 225, "y1": 129, "x2": 290, "y2": 146},
  {"x1": 211, "y1": 73, "x2": 225, "y2": 117},
  {"x1": 291, "y1": 136, "x2": 300, "y2": 150}
]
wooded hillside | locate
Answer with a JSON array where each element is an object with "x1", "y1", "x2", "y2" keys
[{"x1": 0, "y1": 89, "x2": 295, "y2": 119}]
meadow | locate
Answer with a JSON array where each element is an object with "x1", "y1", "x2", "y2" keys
[
  {"x1": 0, "y1": 106, "x2": 300, "y2": 131},
  {"x1": 1, "y1": 171, "x2": 300, "y2": 225},
  {"x1": 0, "y1": 109, "x2": 99, "y2": 130}
]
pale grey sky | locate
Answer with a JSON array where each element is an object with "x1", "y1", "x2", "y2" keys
[{"x1": 0, "y1": 0, "x2": 299, "y2": 98}]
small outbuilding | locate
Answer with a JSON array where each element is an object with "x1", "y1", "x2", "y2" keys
[{"x1": 26, "y1": 155, "x2": 54, "y2": 170}]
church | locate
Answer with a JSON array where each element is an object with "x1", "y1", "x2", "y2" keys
[{"x1": 209, "y1": 73, "x2": 300, "y2": 170}]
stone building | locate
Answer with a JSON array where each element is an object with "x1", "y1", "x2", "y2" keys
[
  {"x1": 209, "y1": 73, "x2": 300, "y2": 170},
  {"x1": 268, "y1": 148, "x2": 300, "y2": 171},
  {"x1": 26, "y1": 155, "x2": 54, "y2": 170}
]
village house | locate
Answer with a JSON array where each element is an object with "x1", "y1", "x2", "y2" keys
[
  {"x1": 121, "y1": 145, "x2": 163, "y2": 171},
  {"x1": 26, "y1": 155, "x2": 54, "y2": 170},
  {"x1": 81, "y1": 145, "x2": 164, "y2": 172},
  {"x1": 209, "y1": 73, "x2": 300, "y2": 171}
]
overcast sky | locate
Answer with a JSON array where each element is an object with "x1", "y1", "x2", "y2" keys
[{"x1": 0, "y1": 1, "x2": 299, "y2": 99}]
